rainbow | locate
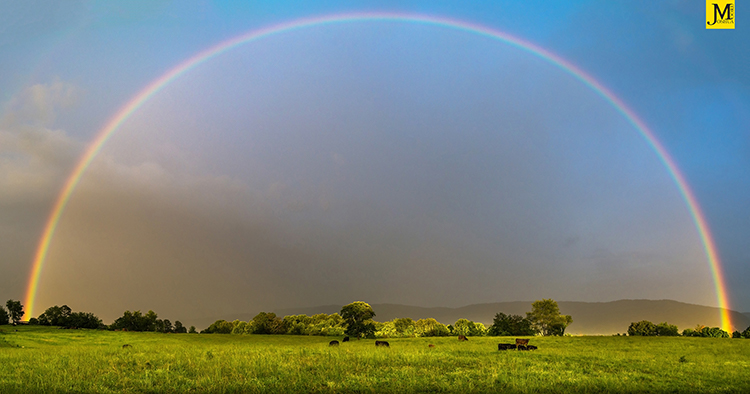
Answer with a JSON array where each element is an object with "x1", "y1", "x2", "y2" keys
[{"x1": 23, "y1": 13, "x2": 733, "y2": 332}]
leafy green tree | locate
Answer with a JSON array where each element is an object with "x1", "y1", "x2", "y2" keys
[
  {"x1": 732, "y1": 330, "x2": 742, "y2": 338},
  {"x1": 0, "y1": 306, "x2": 9, "y2": 325},
  {"x1": 38, "y1": 305, "x2": 72, "y2": 326},
  {"x1": 5, "y1": 300, "x2": 24, "y2": 324},
  {"x1": 743, "y1": 326, "x2": 750, "y2": 339},
  {"x1": 488, "y1": 312, "x2": 536, "y2": 336},
  {"x1": 628, "y1": 320, "x2": 657, "y2": 336},
  {"x1": 526, "y1": 299, "x2": 572, "y2": 336},
  {"x1": 174, "y1": 321, "x2": 187, "y2": 334},
  {"x1": 655, "y1": 322, "x2": 679, "y2": 336},
  {"x1": 250, "y1": 312, "x2": 286, "y2": 334},
  {"x1": 110, "y1": 310, "x2": 158, "y2": 331},
  {"x1": 188, "y1": 326, "x2": 197, "y2": 334},
  {"x1": 414, "y1": 318, "x2": 450, "y2": 337},
  {"x1": 340, "y1": 302, "x2": 377, "y2": 339},
  {"x1": 203, "y1": 319, "x2": 233, "y2": 334}
]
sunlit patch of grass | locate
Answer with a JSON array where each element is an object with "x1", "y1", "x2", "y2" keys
[{"x1": 1, "y1": 327, "x2": 750, "y2": 392}]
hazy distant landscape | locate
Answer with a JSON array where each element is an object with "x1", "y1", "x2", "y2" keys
[{"x1": 191, "y1": 299, "x2": 748, "y2": 335}]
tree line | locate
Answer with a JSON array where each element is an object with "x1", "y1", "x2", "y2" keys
[
  {"x1": 202, "y1": 299, "x2": 575, "y2": 338},
  {"x1": 625, "y1": 319, "x2": 750, "y2": 338}
]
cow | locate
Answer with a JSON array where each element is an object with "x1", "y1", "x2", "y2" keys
[
  {"x1": 527, "y1": 345, "x2": 538, "y2": 350},
  {"x1": 498, "y1": 343, "x2": 516, "y2": 350},
  {"x1": 329, "y1": 340, "x2": 340, "y2": 346},
  {"x1": 428, "y1": 344, "x2": 435, "y2": 348},
  {"x1": 515, "y1": 338, "x2": 529, "y2": 347},
  {"x1": 458, "y1": 335, "x2": 468, "y2": 341},
  {"x1": 342, "y1": 336, "x2": 350, "y2": 342},
  {"x1": 375, "y1": 340, "x2": 390, "y2": 347},
  {"x1": 122, "y1": 344, "x2": 132, "y2": 348},
  {"x1": 517, "y1": 345, "x2": 529, "y2": 351}
]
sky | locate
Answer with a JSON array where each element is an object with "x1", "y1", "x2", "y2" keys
[{"x1": 1, "y1": 1, "x2": 748, "y2": 329}]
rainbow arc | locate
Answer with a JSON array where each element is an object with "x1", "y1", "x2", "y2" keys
[{"x1": 23, "y1": 13, "x2": 733, "y2": 332}]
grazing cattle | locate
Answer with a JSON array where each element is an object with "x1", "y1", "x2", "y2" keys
[
  {"x1": 428, "y1": 344, "x2": 435, "y2": 348},
  {"x1": 527, "y1": 345, "x2": 538, "y2": 350},
  {"x1": 375, "y1": 340, "x2": 390, "y2": 347},
  {"x1": 122, "y1": 344, "x2": 132, "y2": 348},
  {"x1": 458, "y1": 335, "x2": 468, "y2": 341},
  {"x1": 498, "y1": 343, "x2": 516, "y2": 350},
  {"x1": 517, "y1": 345, "x2": 528, "y2": 351},
  {"x1": 342, "y1": 336, "x2": 350, "y2": 342},
  {"x1": 329, "y1": 340, "x2": 340, "y2": 346},
  {"x1": 515, "y1": 338, "x2": 529, "y2": 347}
]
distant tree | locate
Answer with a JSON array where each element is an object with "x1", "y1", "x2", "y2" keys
[
  {"x1": 655, "y1": 322, "x2": 679, "y2": 336},
  {"x1": 154, "y1": 319, "x2": 173, "y2": 333},
  {"x1": 250, "y1": 312, "x2": 286, "y2": 334},
  {"x1": 628, "y1": 320, "x2": 657, "y2": 336},
  {"x1": 174, "y1": 321, "x2": 187, "y2": 334},
  {"x1": 28, "y1": 317, "x2": 39, "y2": 325},
  {"x1": 526, "y1": 299, "x2": 572, "y2": 336},
  {"x1": 743, "y1": 326, "x2": 750, "y2": 339},
  {"x1": 38, "y1": 305, "x2": 72, "y2": 326},
  {"x1": 340, "y1": 302, "x2": 377, "y2": 339},
  {"x1": 0, "y1": 306, "x2": 9, "y2": 325},
  {"x1": 682, "y1": 326, "x2": 729, "y2": 338},
  {"x1": 189, "y1": 326, "x2": 197, "y2": 334},
  {"x1": 488, "y1": 312, "x2": 536, "y2": 336},
  {"x1": 414, "y1": 318, "x2": 450, "y2": 337},
  {"x1": 203, "y1": 320, "x2": 233, "y2": 334},
  {"x1": 453, "y1": 319, "x2": 487, "y2": 337},
  {"x1": 6, "y1": 300, "x2": 24, "y2": 325},
  {"x1": 732, "y1": 331, "x2": 742, "y2": 338},
  {"x1": 110, "y1": 310, "x2": 158, "y2": 332}
]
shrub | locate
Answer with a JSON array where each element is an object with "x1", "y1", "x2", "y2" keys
[{"x1": 628, "y1": 320, "x2": 657, "y2": 336}]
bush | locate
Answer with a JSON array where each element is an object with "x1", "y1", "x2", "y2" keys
[
  {"x1": 628, "y1": 320, "x2": 657, "y2": 336},
  {"x1": 655, "y1": 322, "x2": 679, "y2": 336},
  {"x1": 742, "y1": 326, "x2": 750, "y2": 339},
  {"x1": 488, "y1": 313, "x2": 536, "y2": 336},
  {"x1": 415, "y1": 318, "x2": 450, "y2": 337}
]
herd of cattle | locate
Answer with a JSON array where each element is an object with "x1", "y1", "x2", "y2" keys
[{"x1": 329, "y1": 336, "x2": 538, "y2": 350}]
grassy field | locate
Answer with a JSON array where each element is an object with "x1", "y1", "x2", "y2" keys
[{"x1": 2, "y1": 326, "x2": 749, "y2": 393}]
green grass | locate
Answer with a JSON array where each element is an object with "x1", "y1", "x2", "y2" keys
[{"x1": 1, "y1": 326, "x2": 749, "y2": 393}]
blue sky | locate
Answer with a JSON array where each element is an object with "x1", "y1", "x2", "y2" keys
[{"x1": 1, "y1": 1, "x2": 748, "y2": 328}]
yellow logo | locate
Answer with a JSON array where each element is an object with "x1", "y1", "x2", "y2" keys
[{"x1": 707, "y1": 0, "x2": 735, "y2": 29}]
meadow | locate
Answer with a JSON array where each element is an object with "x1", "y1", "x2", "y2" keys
[{"x1": 2, "y1": 326, "x2": 749, "y2": 393}]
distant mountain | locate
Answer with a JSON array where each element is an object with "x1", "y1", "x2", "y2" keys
[{"x1": 190, "y1": 300, "x2": 750, "y2": 335}]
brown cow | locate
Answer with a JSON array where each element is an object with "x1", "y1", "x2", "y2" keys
[
  {"x1": 458, "y1": 335, "x2": 468, "y2": 341},
  {"x1": 515, "y1": 338, "x2": 529, "y2": 347},
  {"x1": 428, "y1": 344, "x2": 435, "y2": 348}
]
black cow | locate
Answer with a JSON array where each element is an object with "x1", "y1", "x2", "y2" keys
[
  {"x1": 517, "y1": 345, "x2": 529, "y2": 351},
  {"x1": 458, "y1": 335, "x2": 468, "y2": 341},
  {"x1": 498, "y1": 343, "x2": 516, "y2": 350},
  {"x1": 375, "y1": 340, "x2": 390, "y2": 347},
  {"x1": 329, "y1": 340, "x2": 340, "y2": 346},
  {"x1": 342, "y1": 336, "x2": 350, "y2": 342},
  {"x1": 527, "y1": 345, "x2": 538, "y2": 350}
]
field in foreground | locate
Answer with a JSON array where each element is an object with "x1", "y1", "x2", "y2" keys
[{"x1": 2, "y1": 326, "x2": 749, "y2": 393}]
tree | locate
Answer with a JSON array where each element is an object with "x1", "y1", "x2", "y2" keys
[
  {"x1": 174, "y1": 321, "x2": 187, "y2": 334},
  {"x1": 38, "y1": 305, "x2": 72, "y2": 326},
  {"x1": 110, "y1": 310, "x2": 158, "y2": 331},
  {"x1": 250, "y1": 312, "x2": 286, "y2": 334},
  {"x1": 6, "y1": 300, "x2": 24, "y2": 325},
  {"x1": 488, "y1": 312, "x2": 536, "y2": 336},
  {"x1": 526, "y1": 299, "x2": 572, "y2": 336},
  {"x1": 743, "y1": 325, "x2": 750, "y2": 339},
  {"x1": 340, "y1": 301, "x2": 376, "y2": 339},
  {"x1": 628, "y1": 320, "x2": 657, "y2": 336},
  {"x1": 189, "y1": 326, "x2": 197, "y2": 334},
  {"x1": 0, "y1": 306, "x2": 9, "y2": 325},
  {"x1": 414, "y1": 318, "x2": 450, "y2": 337},
  {"x1": 655, "y1": 322, "x2": 679, "y2": 336}
]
